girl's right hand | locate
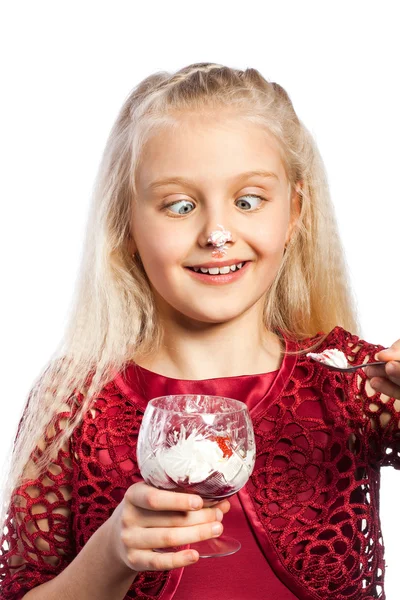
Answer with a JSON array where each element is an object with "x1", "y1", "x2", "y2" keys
[{"x1": 106, "y1": 481, "x2": 230, "y2": 572}]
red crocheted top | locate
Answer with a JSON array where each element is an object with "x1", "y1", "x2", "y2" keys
[{"x1": 1, "y1": 326, "x2": 400, "y2": 600}]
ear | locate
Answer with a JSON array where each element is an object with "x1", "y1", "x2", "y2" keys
[
  {"x1": 285, "y1": 181, "x2": 302, "y2": 246},
  {"x1": 127, "y1": 233, "x2": 137, "y2": 256}
]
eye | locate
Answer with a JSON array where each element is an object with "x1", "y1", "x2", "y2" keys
[
  {"x1": 166, "y1": 200, "x2": 195, "y2": 215},
  {"x1": 235, "y1": 194, "x2": 265, "y2": 211}
]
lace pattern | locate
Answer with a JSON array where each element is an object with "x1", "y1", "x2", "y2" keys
[
  {"x1": 0, "y1": 400, "x2": 77, "y2": 599},
  {"x1": 1, "y1": 327, "x2": 399, "y2": 599},
  {"x1": 247, "y1": 327, "x2": 400, "y2": 599},
  {"x1": 70, "y1": 391, "x2": 170, "y2": 598}
]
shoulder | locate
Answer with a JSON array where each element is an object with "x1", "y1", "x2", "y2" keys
[{"x1": 296, "y1": 326, "x2": 386, "y2": 362}]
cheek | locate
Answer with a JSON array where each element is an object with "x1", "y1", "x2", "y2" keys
[
  {"x1": 253, "y1": 225, "x2": 287, "y2": 256},
  {"x1": 133, "y1": 224, "x2": 189, "y2": 272}
]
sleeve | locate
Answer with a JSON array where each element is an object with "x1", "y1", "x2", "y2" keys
[
  {"x1": 0, "y1": 398, "x2": 78, "y2": 599},
  {"x1": 338, "y1": 328, "x2": 400, "y2": 469}
]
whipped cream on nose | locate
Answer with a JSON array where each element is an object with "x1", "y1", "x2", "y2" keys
[{"x1": 207, "y1": 224, "x2": 232, "y2": 258}]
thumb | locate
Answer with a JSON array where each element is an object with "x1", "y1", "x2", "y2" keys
[{"x1": 375, "y1": 339, "x2": 400, "y2": 360}]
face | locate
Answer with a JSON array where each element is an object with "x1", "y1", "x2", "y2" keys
[{"x1": 129, "y1": 112, "x2": 300, "y2": 326}]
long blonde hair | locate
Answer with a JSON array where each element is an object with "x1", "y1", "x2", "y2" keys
[{"x1": 1, "y1": 62, "x2": 358, "y2": 527}]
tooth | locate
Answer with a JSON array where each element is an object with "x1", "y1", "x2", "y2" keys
[
  {"x1": 236, "y1": 262, "x2": 243, "y2": 269},
  {"x1": 208, "y1": 268, "x2": 219, "y2": 275},
  {"x1": 193, "y1": 267, "x2": 200, "y2": 272},
  {"x1": 230, "y1": 264, "x2": 237, "y2": 271},
  {"x1": 220, "y1": 266, "x2": 230, "y2": 274},
  {"x1": 200, "y1": 267, "x2": 209, "y2": 273}
]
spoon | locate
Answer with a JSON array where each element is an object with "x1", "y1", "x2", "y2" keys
[{"x1": 313, "y1": 360, "x2": 387, "y2": 373}]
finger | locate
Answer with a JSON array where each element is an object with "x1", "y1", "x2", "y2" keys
[
  {"x1": 126, "y1": 548, "x2": 199, "y2": 572},
  {"x1": 375, "y1": 343, "x2": 400, "y2": 361},
  {"x1": 366, "y1": 362, "x2": 400, "y2": 387},
  {"x1": 136, "y1": 505, "x2": 224, "y2": 528},
  {"x1": 217, "y1": 499, "x2": 231, "y2": 514},
  {"x1": 126, "y1": 482, "x2": 203, "y2": 512},
  {"x1": 364, "y1": 364, "x2": 387, "y2": 379},
  {"x1": 369, "y1": 376, "x2": 400, "y2": 399},
  {"x1": 203, "y1": 500, "x2": 220, "y2": 507},
  {"x1": 130, "y1": 520, "x2": 223, "y2": 549},
  {"x1": 203, "y1": 499, "x2": 231, "y2": 513},
  {"x1": 385, "y1": 361, "x2": 400, "y2": 386}
]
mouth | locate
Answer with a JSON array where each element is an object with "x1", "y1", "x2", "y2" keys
[{"x1": 185, "y1": 261, "x2": 248, "y2": 276}]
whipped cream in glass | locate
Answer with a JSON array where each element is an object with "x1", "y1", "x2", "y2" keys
[
  {"x1": 137, "y1": 395, "x2": 255, "y2": 500},
  {"x1": 140, "y1": 424, "x2": 254, "y2": 490}
]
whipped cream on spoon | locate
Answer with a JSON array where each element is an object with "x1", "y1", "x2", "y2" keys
[{"x1": 307, "y1": 349, "x2": 386, "y2": 372}]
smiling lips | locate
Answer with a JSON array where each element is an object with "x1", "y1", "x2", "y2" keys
[
  {"x1": 185, "y1": 260, "x2": 250, "y2": 284},
  {"x1": 188, "y1": 262, "x2": 245, "y2": 275}
]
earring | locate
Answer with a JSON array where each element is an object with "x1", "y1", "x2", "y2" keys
[{"x1": 207, "y1": 224, "x2": 232, "y2": 258}]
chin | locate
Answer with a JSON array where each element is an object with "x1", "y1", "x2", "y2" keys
[{"x1": 177, "y1": 304, "x2": 256, "y2": 326}]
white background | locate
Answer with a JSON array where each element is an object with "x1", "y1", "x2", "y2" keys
[{"x1": 0, "y1": 1, "x2": 399, "y2": 596}]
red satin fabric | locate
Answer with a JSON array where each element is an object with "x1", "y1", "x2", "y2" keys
[
  {"x1": 132, "y1": 365, "x2": 298, "y2": 600},
  {"x1": 176, "y1": 495, "x2": 298, "y2": 600},
  {"x1": 1, "y1": 327, "x2": 399, "y2": 600}
]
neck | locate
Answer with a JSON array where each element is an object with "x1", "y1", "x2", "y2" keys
[{"x1": 135, "y1": 303, "x2": 284, "y2": 380}]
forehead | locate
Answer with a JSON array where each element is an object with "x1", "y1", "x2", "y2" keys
[{"x1": 136, "y1": 113, "x2": 288, "y2": 190}]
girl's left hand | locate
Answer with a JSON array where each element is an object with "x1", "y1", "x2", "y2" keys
[{"x1": 364, "y1": 340, "x2": 400, "y2": 399}]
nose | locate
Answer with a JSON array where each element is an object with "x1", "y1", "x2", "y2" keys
[
  {"x1": 196, "y1": 202, "x2": 236, "y2": 252},
  {"x1": 199, "y1": 223, "x2": 235, "y2": 257}
]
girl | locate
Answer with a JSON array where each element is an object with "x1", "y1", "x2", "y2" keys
[{"x1": 1, "y1": 62, "x2": 399, "y2": 600}]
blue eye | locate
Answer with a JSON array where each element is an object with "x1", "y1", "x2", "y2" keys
[
  {"x1": 235, "y1": 194, "x2": 264, "y2": 211},
  {"x1": 167, "y1": 200, "x2": 195, "y2": 215}
]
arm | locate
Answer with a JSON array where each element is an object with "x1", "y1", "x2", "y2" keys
[
  {"x1": 1, "y1": 395, "x2": 135, "y2": 600},
  {"x1": 22, "y1": 482, "x2": 228, "y2": 600},
  {"x1": 2, "y1": 391, "x2": 228, "y2": 599},
  {"x1": 364, "y1": 339, "x2": 400, "y2": 467},
  {"x1": 22, "y1": 517, "x2": 136, "y2": 600},
  {"x1": 341, "y1": 331, "x2": 400, "y2": 467},
  {"x1": 0, "y1": 402, "x2": 77, "y2": 599}
]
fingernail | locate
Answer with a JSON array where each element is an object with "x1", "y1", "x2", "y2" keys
[
  {"x1": 190, "y1": 497, "x2": 202, "y2": 509},
  {"x1": 187, "y1": 550, "x2": 198, "y2": 562},
  {"x1": 215, "y1": 508, "x2": 223, "y2": 522},
  {"x1": 212, "y1": 523, "x2": 222, "y2": 536}
]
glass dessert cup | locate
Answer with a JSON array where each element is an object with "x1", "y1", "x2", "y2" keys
[{"x1": 137, "y1": 394, "x2": 256, "y2": 558}]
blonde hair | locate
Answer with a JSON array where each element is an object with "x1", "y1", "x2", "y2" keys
[{"x1": 1, "y1": 62, "x2": 358, "y2": 527}]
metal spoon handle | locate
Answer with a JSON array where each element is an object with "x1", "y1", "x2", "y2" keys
[{"x1": 326, "y1": 361, "x2": 387, "y2": 373}]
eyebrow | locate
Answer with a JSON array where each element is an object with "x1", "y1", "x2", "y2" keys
[{"x1": 146, "y1": 170, "x2": 280, "y2": 190}]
